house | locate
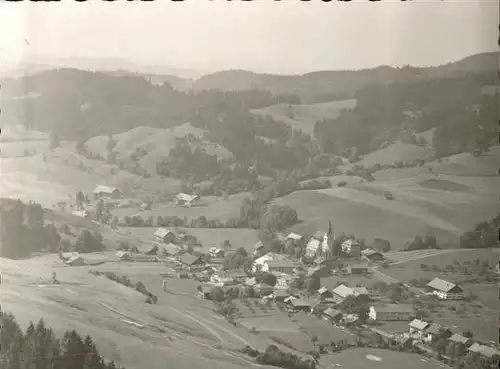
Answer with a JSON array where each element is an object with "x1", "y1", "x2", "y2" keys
[
  {"x1": 408, "y1": 319, "x2": 430, "y2": 339},
  {"x1": 252, "y1": 252, "x2": 282, "y2": 273},
  {"x1": 72, "y1": 210, "x2": 89, "y2": 218},
  {"x1": 369, "y1": 304, "x2": 415, "y2": 321},
  {"x1": 208, "y1": 247, "x2": 225, "y2": 259},
  {"x1": 175, "y1": 193, "x2": 201, "y2": 207},
  {"x1": 228, "y1": 270, "x2": 248, "y2": 283},
  {"x1": 198, "y1": 285, "x2": 212, "y2": 299},
  {"x1": 341, "y1": 239, "x2": 362, "y2": 257},
  {"x1": 287, "y1": 232, "x2": 303, "y2": 242},
  {"x1": 159, "y1": 243, "x2": 182, "y2": 257},
  {"x1": 424, "y1": 323, "x2": 451, "y2": 343},
  {"x1": 265, "y1": 259, "x2": 295, "y2": 274},
  {"x1": 60, "y1": 252, "x2": 85, "y2": 266},
  {"x1": 288, "y1": 298, "x2": 311, "y2": 312},
  {"x1": 468, "y1": 343, "x2": 500, "y2": 358},
  {"x1": 448, "y1": 333, "x2": 472, "y2": 346},
  {"x1": 178, "y1": 253, "x2": 203, "y2": 267},
  {"x1": 272, "y1": 272, "x2": 292, "y2": 289},
  {"x1": 426, "y1": 278, "x2": 464, "y2": 300},
  {"x1": 332, "y1": 284, "x2": 356, "y2": 300},
  {"x1": 116, "y1": 251, "x2": 132, "y2": 261},
  {"x1": 318, "y1": 286, "x2": 334, "y2": 299},
  {"x1": 322, "y1": 307, "x2": 343, "y2": 322},
  {"x1": 306, "y1": 238, "x2": 321, "y2": 258},
  {"x1": 254, "y1": 283, "x2": 273, "y2": 297},
  {"x1": 361, "y1": 248, "x2": 384, "y2": 262},
  {"x1": 344, "y1": 314, "x2": 360, "y2": 327},
  {"x1": 93, "y1": 185, "x2": 122, "y2": 199},
  {"x1": 347, "y1": 264, "x2": 369, "y2": 274},
  {"x1": 244, "y1": 277, "x2": 257, "y2": 287},
  {"x1": 352, "y1": 287, "x2": 369, "y2": 296},
  {"x1": 210, "y1": 271, "x2": 236, "y2": 287},
  {"x1": 154, "y1": 228, "x2": 176, "y2": 244}
]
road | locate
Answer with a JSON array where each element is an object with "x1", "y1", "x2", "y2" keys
[{"x1": 384, "y1": 248, "x2": 479, "y2": 265}]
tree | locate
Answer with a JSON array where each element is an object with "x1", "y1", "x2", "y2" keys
[
  {"x1": 210, "y1": 286, "x2": 225, "y2": 302},
  {"x1": 256, "y1": 272, "x2": 277, "y2": 287},
  {"x1": 307, "y1": 272, "x2": 321, "y2": 292}
]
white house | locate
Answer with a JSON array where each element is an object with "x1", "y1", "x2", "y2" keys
[
  {"x1": 253, "y1": 241, "x2": 265, "y2": 257},
  {"x1": 341, "y1": 239, "x2": 362, "y2": 256},
  {"x1": 72, "y1": 210, "x2": 89, "y2": 218},
  {"x1": 252, "y1": 252, "x2": 281, "y2": 273},
  {"x1": 369, "y1": 304, "x2": 415, "y2": 321},
  {"x1": 210, "y1": 271, "x2": 236, "y2": 287},
  {"x1": 208, "y1": 247, "x2": 225, "y2": 259},
  {"x1": 116, "y1": 251, "x2": 132, "y2": 261},
  {"x1": 287, "y1": 232, "x2": 303, "y2": 242},
  {"x1": 332, "y1": 284, "x2": 368, "y2": 300},
  {"x1": 175, "y1": 193, "x2": 201, "y2": 207},
  {"x1": 93, "y1": 185, "x2": 122, "y2": 198},
  {"x1": 265, "y1": 260, "x2": 295, "y2": 274},
  {"x1": 426, "y1": 278, "x2": 464, "y2": 300},
  {"x1": 306, "y1": 238, "x2": 321, "y2": 258},
  {"x1": 408, "y1": 319, "x2": 430, "y2": 340}
]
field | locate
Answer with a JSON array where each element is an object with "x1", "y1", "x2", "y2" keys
[
  {"x1": 250, "y1": 99, "x2": 357, "y2": 136},
  {"x1": 320, "y1": 348, "x2": 447, "y2": 369},
  {"x1": 278, "y1": 170, "x2": 500, "y2": 248},
  {"x1": 0, "y1": 255, "x2": 281, "y2": 369}
]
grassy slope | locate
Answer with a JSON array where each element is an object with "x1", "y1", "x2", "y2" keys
[{"x1": 250, "y1": 99, "x2": 357, "y2": 136}]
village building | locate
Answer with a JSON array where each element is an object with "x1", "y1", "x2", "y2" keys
[
  {"x1": 154, "y1": 228, "x2": 176, "y2": 244},
  {"x1": 322, "y1": 307, "x2": 343, "y2": 322},
  {"x1": 228, "y1": 270, "x2": 248, "y2": 283},
  {"x1": 272, "y1": 272, "x2": 292, "y2": 289},
  {"x1": 178, "y1": 253, "x2": 203, "y2": 268},
  {"x1": 60, "y1": 252, "x2": 85, "y2": 266},
  {"x1": 448, "y1": 333, "x2": 472, "y2": 346},
  {"x1": 159, "y1": 243, "x2": 182, "y2": 257},
  {"x1": 93, "y1": 185, "x2": 122, "y2": 199},
  {"x1": 352, "y1": 286, "x2": 369, "y2": 296},
  {"x1": 252, "y1": 252, "x2": 284, "y2": 273},
  {"x1": 116, "y1": 251, "x2": 132, "y2": 261},
  {"x1": 273, "y1": 289, "x2": 291, "y2": 302},
  {"x1": 288, "y1": 298, "x2": 311, "y2": 312},
  {"x1": 244, "y1": 277, "x2": 257, "y2": 287},
  {"x1": 317, "y1": 286, "x2": 334, "y2": 299},
  {"x1": 346, "y1": 263, "x2": 369, "y2": 274},
  {"x1": 408, "y1": 319, "x2": 430, "y2": 340},
  {"x1": 426, "y1": 278, "x2": 464, "y2": 300},
  {"x1": 72, "y1": 210, "x2": 89, "y2": 218},
  {"x1": 286, "y1": 232, "x2": 304, "y2": 247},
  {"x1": 175, "y1": 193, "x2": 201, "y2": 207},
  {"x1": 208, "y1": 247, "x2": 225, "y2": 259},
  {"x1": 468, "y1": 343, "x2": 500, "y2": 358},
  {"x1": 210, "y1": 271, "x2": 237, "y2": 287},
  {"x1": 361, "y1": 248, "x2": 384, "y2": 262},
  {"x1": 369, "y1": 304, "x2": 415, "y2": 321},
  {"x1": 341, "y1": 239, "x2": 362, "y2": 257},
  {"x1": 254, "y1": 283, "x2": 274, "y2": 297},
  {"x1": 495, "y1": 260, "x2": 500, "y2": 273},
  {"x1": 423, "y1": 323, "x2": 451, "y2": 343},
  {"x1": 332, "y1": 284, "x2": 356, "y2": 301},
  {"x1": 306, "y1": 238, "x2": 321, "y2": 258},
  {"x1": 265, "y1": 259, "x2": 295, "y2": 274}
]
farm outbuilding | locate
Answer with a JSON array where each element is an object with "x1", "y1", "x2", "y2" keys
[
  {"x1": 93, "y1": 185, "x2": 122, "y2": 199},
  {"x1": 426, "y1": 278, "x2": 464, "y2": 300},
  {"x1": 154, "y1": 228, "x2": 176, "y2": 244}
]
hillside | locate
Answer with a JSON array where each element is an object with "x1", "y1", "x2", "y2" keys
[
  {"x1": 192, "y1": 52, "x2": 497, "y2": 102},
  {"x1": 250, "y1": 99, "x2": 357, "y2": 136}
]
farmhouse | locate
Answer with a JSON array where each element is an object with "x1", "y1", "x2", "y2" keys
[
  {"x1": 93, "y1": 185, "x2": 122, "y2": 199},
  {"x1": 424, "y1": 323, "x2": 451, "y2": 343},
  {"x1": 287, "y1": 232, "x2": 303, "y2": 242},
  {"x1": 341, "y1": 239, "x2": 362, "y2": 256},
  {"x1": 426, "y1": 277, "x2": 464, "y2": 300},
  {"x1": 408, "y1": 319, "x2": 430, "y2": 340},
  {"x1": 210, "y1": 271, "x2": 237, "y2": 287},
  {"x1": 468, "y1": 343, "x2": 500, "y2": 358},
  {"x1": 318, "y1": 286, "x2": 334, "y2": 298},
  {"x1": 322, "y1": 307, "x2": 343, "y2": 322},
  {"x1": 288, "y1": 298, "x2": 311, "y2": 312},
  {"x1": 116, "y1": 251, "x2": 132, "y2": 261},
  {"x1": 208, "y1": 247, "x2": 225, "y2": 258},
  {"x1": 154, "y1": 228, "x2": 176, "y2": 244},
  {"x1": 306, "y1": 238, "x2": 321, "y2": 258},
  {"x1": 159, "y1": 243, "x2": 182, "y2": 257},
  {"x1": 332, "y1": 284, "x2": 356, "y2": 300},
  {"x1": 448, "y1": 333, "x2": 472, "y2": 346},
  {"x1": 346, "y1": 263, "x2": 369, "y2": 274},
  {"x1": 60, "y1": 252, "x2": 85, "y2": 266},
  {"x1": 72, "y1": 210, "x2": 89, "y2": 218},
  {"x1": 361, "y1": 248, "x2": 384, "y2": 262},
  {"x1": 369, "y1": 304, "x2": 414, "y2": 321},
  {"x1": 265, "y1": 259, "x2": 294, "y2": 274},
  {"x1": 252, "y1": 252, "x2": 284, "y2": 273},
  {"x1": 178, "y1": 253, "x2": 203, "y2": 267},
  {"x1": 175, "y1": 193, "x2": 201, "y2": 207},
  {"x1": 272, "y1": 272, "x2": 292, "y2": 289}
]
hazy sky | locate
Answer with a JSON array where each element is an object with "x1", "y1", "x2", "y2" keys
[{"x1": 0, "y1": 0, "x2": 497, "y2": 74}]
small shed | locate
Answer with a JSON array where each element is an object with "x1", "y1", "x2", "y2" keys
[
  {"x1": 116, "y1": 251, "x2": 132, "y2": 261},
  {"x1": 154, "y1": 228, "x2": 176, "y2": 244},
  {"x1": 322, "y1": 307, "x2": 343, "y2": 322},
  {"x1": 93, "y1": 185, "x2": 122, "y2": 199}
]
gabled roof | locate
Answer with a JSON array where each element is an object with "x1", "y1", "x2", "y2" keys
[
  {"x1": 352, "y1": 287, "x2": 369, "y2": 295},
  {"x1": 409, "y1": 319, "x2": 430, "y2": 330},
  {"x1": 287, "y1": 232, "x2": 303, "y2": 240},
  {"x1": 160, "y1": 243, "x2": 182, "y2": 256},
  {"x1": 266, "y1": 259, "x2": 294, "y2": 268},
  {"x1": 317, "y1": 286, "x2": 330, "y2": 295},
  {"x1": 178, "y1": 253, "x2": 201, "y2": 266},
  {"x1": 323, "y1": 307, "x2": 342, "y2": 318},
  {"x1": 93, "y1": 185, "x2": 120, "y2": 194},
  {"x1": 154, "y1": 228, "x2": 174, "y2": 239},
  {"x1": 468, "y1": 343, "x2": 500, "y2": 358},
  {"x1": 427, "y1": 278, "x2": 461, "y2": 293},
  {"x1": 273, "y1": 289, "x2": 290, "y2": 298},
  {"x1": 176, "y1": 193, "x2": 199, "y2": 202},
  {"x1": 362, "y1": 248, "x2": 382, "y2": 257},
  {"x1": 348, "y1": 263, "x2": 370, "y2": 270},
  {"x1": 342, "y1": 238, "x2": 362, "y2": 247},
  {"x1": 448, "y1": 333, "x2": 470, "y2": 344},
  {"x1": 307, "y1": 238, "x2": 321, "y2": 249},
  {"x1": 116, "y1": 251, "x2": 131, "y2": 258},
  {"x1": 426, "y1": 323, "x2": 443, "y2": 335},
  {"x1": 290, "y1": 298, "x2": 311, "y2": 307},
  {"x1": 332, "y1": 285, "x2": 354, "y2": 299},
  {"x1": 253, "y1": 241, "x2": 264, "y2": 250},
  {"x1": 372, "y1": 304, "x2": 414, "y2": 314}
]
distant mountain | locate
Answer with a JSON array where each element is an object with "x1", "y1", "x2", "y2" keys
[
  {"x1": 192, "y1": 52, "x2": 498, "y2": 103},
  {"x1": 105, "y1": 69, "x2": 191, "y2": 90}
]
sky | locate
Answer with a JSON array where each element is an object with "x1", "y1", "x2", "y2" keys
[{"x1": 0, "y1": 0, "x2": 498, "y2": 75}]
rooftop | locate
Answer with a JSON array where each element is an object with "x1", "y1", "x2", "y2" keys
[
  {"x1": 409, "y1": 319, "x2": 430, "y2": 331},
  {"x1": 154, "y1": 228, "x2": 173, "y2": 238},
  {"x1": 266, "y1": 259, "x2": 294, "y2": 268},
  {"x1": 372, "y1": 303, "x2": 415, "y2": 314},
  {"x1": 287, "y1": 232, "x2": 303, "y2": 240},
  {"x1": 427, "y1": 277, "x2": 461, "y2": 292},
  {"x1": 426, "y1": 323, "x2": 443, "y2": 335},
  {"x1": 323, "y1": 307, "x2": 342, "y2": 318},
  {"x1": 160, "y1": 243, "x2": 182, "y2": 256},
  {"x1": 93, "y1": 185, "x2": 119, "y2": 194},
  {"x1": 178, "y1": 253, "x2": 201, "y2": 266},
  {"x1": 448, "y1": 333, "x2": 470, "y2": 344},
  {"x1": 332, "y1": 284, "x2": 354, "y2": 299},
  {"x1": 468, "y1": 343, "x2": 500, "y2": 358}
]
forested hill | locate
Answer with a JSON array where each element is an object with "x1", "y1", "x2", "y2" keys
[{"x1": 192, "y1": 52, "x2": 498, "y2": 103}]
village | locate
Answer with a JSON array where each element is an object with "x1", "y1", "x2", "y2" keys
[{"x1": 52, "y1": 184, "x2": 500, "y2": 369}]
